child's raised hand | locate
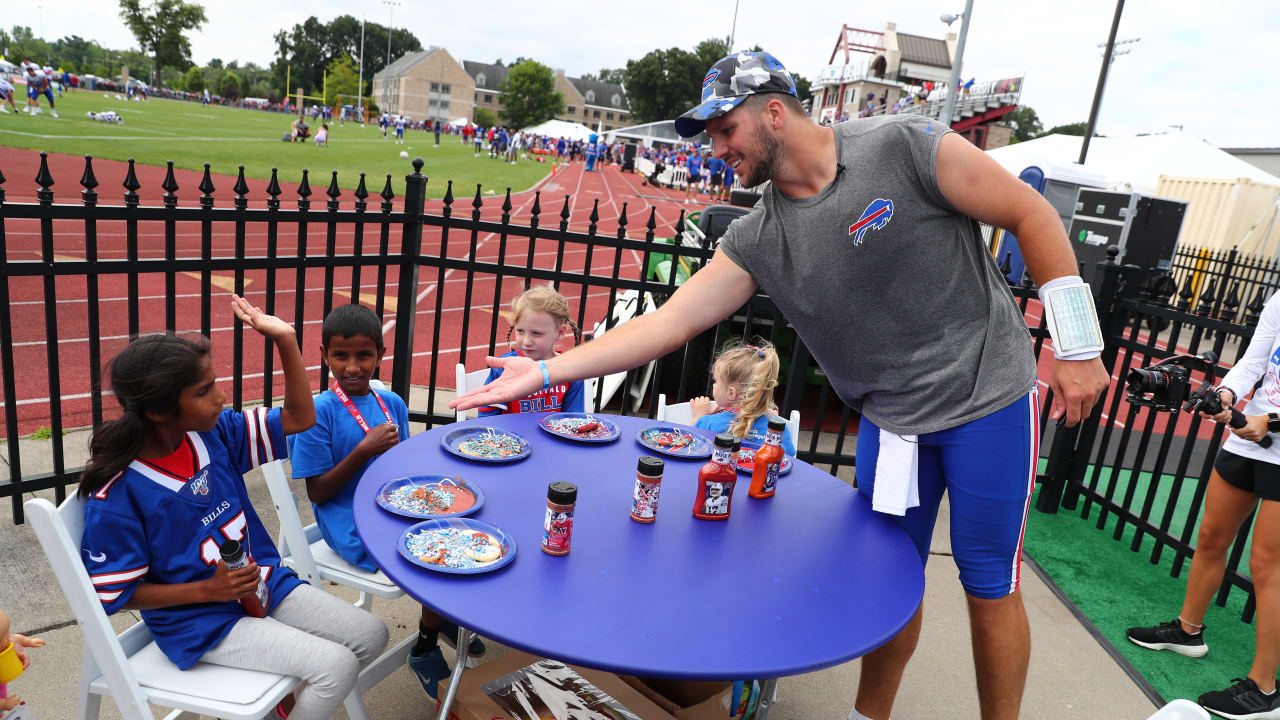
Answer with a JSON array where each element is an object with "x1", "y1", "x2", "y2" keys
[
  {"x1": 9, "y1": 633, "x2": 45, "y2": 670},
  {"x1": 206, "y1": 559, "x2": 263, "y2": 603},
  {"x1": 231, "y1": 294, "x2": 295, "y2": 342},
  {"x1": 357, "y1": 422, "x2": 399, "y2": 458},
  {"x1": 689, "y1": 396, "x2": 714, "y2": 421}
]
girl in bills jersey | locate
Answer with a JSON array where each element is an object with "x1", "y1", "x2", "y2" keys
[
  {"x1": 78, "y1": 297, "x2": 388, "y2": 720},
  {"x1": 479, "y1": 286, "x2": 585, "y2": 416}
]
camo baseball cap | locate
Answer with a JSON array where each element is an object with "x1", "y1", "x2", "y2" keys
[{"x1": 674, "y1": 51, "x2": 797, "y2": 138}]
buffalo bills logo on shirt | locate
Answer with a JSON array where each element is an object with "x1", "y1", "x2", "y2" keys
[
  {"x1": 190, "y1": 470, "x2": 210, "y2": 496},
  {"x1": 703, "y1": 69, "x2": 720, "y2": 88},
  {"x1": 1272, "y1": 346, "x2": 1280, "y2": 366},
  {"x1": 849, "y1": 199, "x2": 894, "y2": 246}
]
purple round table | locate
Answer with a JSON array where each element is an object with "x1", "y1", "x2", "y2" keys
[{"x1": 354, "y1": 413, "x2": 923, "y2": 707}]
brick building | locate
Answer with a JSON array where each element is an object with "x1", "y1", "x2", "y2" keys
[{"x1": 376, "y1": 49, "x2": 630, "y2": 129}]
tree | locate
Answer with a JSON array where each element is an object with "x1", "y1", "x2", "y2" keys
[
  {"x1": 323, "y1": 53, "x2": 360, "y2": 107},
  {"x1": 118, "y1": 0, "x2": 208, "y2": 77},
  {"x1": 1006, "y1": 106, "x2": 1043, "y2": 143},
  {"x1": 499, "y1": 61, "x2": 564, "y2": 129},
  {"x1": 219, "y1": 70, "x2": 240, "y2": 101},
  {"x1": 692, "y1": 37, "x2": 730, "y2": 72},
  {"x1": 623, "y1": 47, "x2": 704, "y2": 124},
  {"x1": 272, "y1": 15, "x2": 421, "y2": 97},
  {"x1": 474, "y1": 107, "x2": 497, "y2": 128},
  {"x1": 791, "y1": 73, "x2": 812, "y2": 105},
  {"x1": 582, "y1": 68, "x2": 626, "y2": 85},
  {"x1": 1041, "y1": 121, "x2": 1095, "y2": 138},
  {"x1": 181, "y1": 65, "x2": 204, "y2": 93}
]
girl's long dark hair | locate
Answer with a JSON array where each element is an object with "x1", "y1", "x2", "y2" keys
[{"x1": 79, "y1": 334, "x2": 212, "y2": 497}]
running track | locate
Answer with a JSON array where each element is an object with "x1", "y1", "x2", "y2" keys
[{"x1": 0, "y1": 149, "x2": 706, "y2": 433}]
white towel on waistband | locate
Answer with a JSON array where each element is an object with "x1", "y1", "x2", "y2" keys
[{"x1": 872, "y1": 428, "x2": 920, "y2": 516}]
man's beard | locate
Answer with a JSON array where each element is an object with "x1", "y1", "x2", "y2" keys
[{"x1": 744, "y1": 122, "x2": 784, "y2": 188}]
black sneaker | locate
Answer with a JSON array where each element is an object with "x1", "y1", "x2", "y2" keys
[
  {"x1": 1199, "y1": 678, "x2": 1280, "y2": 719},
  {"x1": 438, "y1": 618, "x2": 487, "y2": 659},
  {"x1": 1126, "y1": 619, "x2": 1208, "y2": 658}
]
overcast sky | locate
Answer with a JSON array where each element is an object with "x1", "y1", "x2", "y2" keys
[{"x1": 11, "y1": 0, "x2": 1278, "y2": 147}]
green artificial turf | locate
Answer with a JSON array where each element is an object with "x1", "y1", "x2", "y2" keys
[
  {"x1": 1025, "y1": 461, "x2": 1259, "y2": 704},
  {"x1": 0, "y1": 91, "x2": 551, "y2": 198}
]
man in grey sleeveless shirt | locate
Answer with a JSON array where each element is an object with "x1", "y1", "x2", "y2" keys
[{"x1": 454, "y1": 52, "x2": 1109, "y2": 720}]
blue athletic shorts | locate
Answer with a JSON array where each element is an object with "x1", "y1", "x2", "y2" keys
[
  {"x1": 27, "y1": 85, "x2": 38, "y2": 99},
  {"x1": 41, "y1": 89, "x2": 54, "y2": 103},
  {"x1": 855, "y1": 389, "x2": 1039, "y2": 599}
]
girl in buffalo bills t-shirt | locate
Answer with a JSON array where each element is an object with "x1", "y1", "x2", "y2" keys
[{"x1": 480, "y1": 286, "x2": 585, "y2": 416}]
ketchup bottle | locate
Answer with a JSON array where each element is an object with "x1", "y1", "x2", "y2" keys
[
  {"x1": 693, "y1": 433, "x2": 738, "y2": 520},
  {"x1": 219, "y1": 540, "x2": 269, "y2": 618},
  {"x1": 749, "y1": 417, "x2": 787, "y2": 499}
]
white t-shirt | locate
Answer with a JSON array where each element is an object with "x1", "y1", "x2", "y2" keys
[{"x1": 1220, "y1": 291, "x2": 1280, "y2": 463}]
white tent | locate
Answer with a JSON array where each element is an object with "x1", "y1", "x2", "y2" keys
[
  {"x1": 0, "y1": 58, "x2": 17, "y2": 73},
  {"x1": 521, "y1": 118, "x2": 594, "y2": 142},
  {"x1": 986, "y1": 132, "x2": 1280, "y2": 195},
  {"x1": 449, "y1": 116, "x2": 471, "y2": 127}
]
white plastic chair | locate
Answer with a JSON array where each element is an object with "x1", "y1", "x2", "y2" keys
[
  {"x1": 589, "y1": 290, "x2": 657, "y2": 411},
  {"x1": 657, "y1": 393, "x2": 801, "y2": 450},
  {"x1": 455, "y1": 363, "x2": 598, "y2": 417},
  {"x1": 262, "y1": 460, "x2": 417, "y2": 720},
  {"x1": 25, "y1": 495, "x2": 296, "y2": 720}
]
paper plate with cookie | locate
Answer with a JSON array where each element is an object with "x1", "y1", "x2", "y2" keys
[
  {"x1": 376, "y1": 475, "x2": 485, "y2": 520},
  {"x1": 441, "y1": 426, "x2": 532, "y2": 463},
  {"x1": 635, "y1": 425, "x2": 713, "y2": 459},
  {"x1": 398, "y1": 517, "x2": 517, "y2": 575},
  {"x1": 537, "y1": 412, "x2": 621, "y2": 443}
]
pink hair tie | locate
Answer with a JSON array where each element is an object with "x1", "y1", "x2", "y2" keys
[{"x1": 745, "y1": 344, "x2": 766, "y2": 359}]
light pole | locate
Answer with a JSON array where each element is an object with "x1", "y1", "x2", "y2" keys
[
  {"x1": 382, "y1": 0, "x2": 400, "y2": 114},
  {"x1": 939, "y1": 0, "x2": 974, "y2": 128},
  {"x1": 357, "y1": 16, "x2": 366, "y2": 119},
  {"x1": 1079, "y1": 0, "x2": 1125, "y2": 164},
  {"x1": 383, "y1": 0, "x2": 400, "y2": 67},
  {"x1": 729, "y1": 0, "x2": 740, "y2": 51}
]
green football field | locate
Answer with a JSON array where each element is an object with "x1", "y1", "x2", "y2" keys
[{"x1": 0, "y1": 90, "x2": 551, "y2": 198}]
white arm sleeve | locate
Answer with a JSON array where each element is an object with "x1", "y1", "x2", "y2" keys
[{"x1": 1220, "y1": 293, "x2": 1280, "y2": 404}]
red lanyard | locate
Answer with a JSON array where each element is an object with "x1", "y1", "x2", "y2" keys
[{"x1": 332, "y1": 382, "x2": 393, "y2": 434}]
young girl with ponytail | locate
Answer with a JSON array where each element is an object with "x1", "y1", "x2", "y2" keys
[
  {"x1": 78, "y1": 296, "x2": 387, "y2": 720},
  {"x1": 479, "y1": 285, "x2": 586, "y2": 415},
  {"x1": 689, "y1": 341, "x2": 796, "y2": 456}
]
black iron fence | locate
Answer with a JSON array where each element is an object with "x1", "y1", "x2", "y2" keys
[
  {"x1": 1166, "y1": 245, "x2": 1277, "y2": 328},
  {"x1": 0, "y1": 153, "x2": 1264, "y2": 624}
]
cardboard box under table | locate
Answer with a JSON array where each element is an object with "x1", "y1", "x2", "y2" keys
[{"x1": 438, "y1": 650, "x2": 680, "y2": 720}]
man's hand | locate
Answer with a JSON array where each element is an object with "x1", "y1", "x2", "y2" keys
[
  {"x1": 450, "y1": 355, "x2": 542, "y2": 412},
  {"x1": 689, "y1": 397, "x2": 714, "y2": 422},
  {"x1": 356, "y1": 422, "x2": 399, "y2": 458},
  {"x1": 1232, "y1": 414, "x2": 1270, "y2": 443},
  {"x1": 205, "y1": 559, "x2": 262, "y2": 603},
  {"x1": 1049, "y1": 357, "x2": 1109, "y2": 426}
]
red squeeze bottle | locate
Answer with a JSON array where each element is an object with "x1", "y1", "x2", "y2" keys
[
  {"x1": 749, "y1": 417, "x2": 788, "y2": 499},
  {"x1": 219, "y1": 540, "x2": 269, "y2": 618},
  {"x1": 693, "y1": 433, "x2": 738, "y2": 520}
]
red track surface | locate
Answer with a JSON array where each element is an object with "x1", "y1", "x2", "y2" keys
[{"x1": 1, "y1": 149, "x2": 705, "y2": 433}]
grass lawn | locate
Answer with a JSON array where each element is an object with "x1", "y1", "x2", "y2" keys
[
  {"x1": 0, "y1": 91, "x2": 552, "y2": 198},
  {"x1": 1026, "y1": 461, "x2": 1258, "y2": 704}
]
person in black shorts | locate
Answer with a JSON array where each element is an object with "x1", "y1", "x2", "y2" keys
[{"x1": 1127, "y1": 290, "x2": 1280, "y2": 719}]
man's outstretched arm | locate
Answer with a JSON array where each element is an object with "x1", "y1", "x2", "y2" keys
[{"x1": 451, "y1": 247, "x2": 758, "y2": 411}]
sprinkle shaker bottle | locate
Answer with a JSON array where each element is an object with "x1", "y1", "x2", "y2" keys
[
  {"x1": 631, "y1": 456, "x2": 664, "y2": 523},
  {"x1": 542, "y1": 481, "x2": 577, "y2": 556},
  {"x1": 219, "y1": 539, "x2": 269, "y2": 618}
]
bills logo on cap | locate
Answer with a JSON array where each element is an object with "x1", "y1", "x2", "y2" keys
[
  {"x1": 849, "y1": 199, "x2": 894, "y2": 246},
  {"x1": 703, "y1": 69, "x2": 720, "y2": 88}
]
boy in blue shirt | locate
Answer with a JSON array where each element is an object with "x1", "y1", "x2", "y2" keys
[
  {"x1": 288, "y1": 304, "x2": 484, "y2": 698},
  {"x1": 684, "y1": 148, "x2": 703, "y2": 204}
]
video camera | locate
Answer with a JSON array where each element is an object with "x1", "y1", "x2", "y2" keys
[{"x1": 1125, "y1": 350, "x2": 1271, "y2": 448}]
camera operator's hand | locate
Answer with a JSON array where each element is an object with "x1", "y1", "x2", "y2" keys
[
  {"x1": 1232, "y1": 414, "x2": 1270, "y2": 443},
  {"x1": 1050, "y1": 357, "x2": 1109, "y2": 426},
  {"x1": 1198, "y1": 390, "x2": 1236, "y2": 425}
]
